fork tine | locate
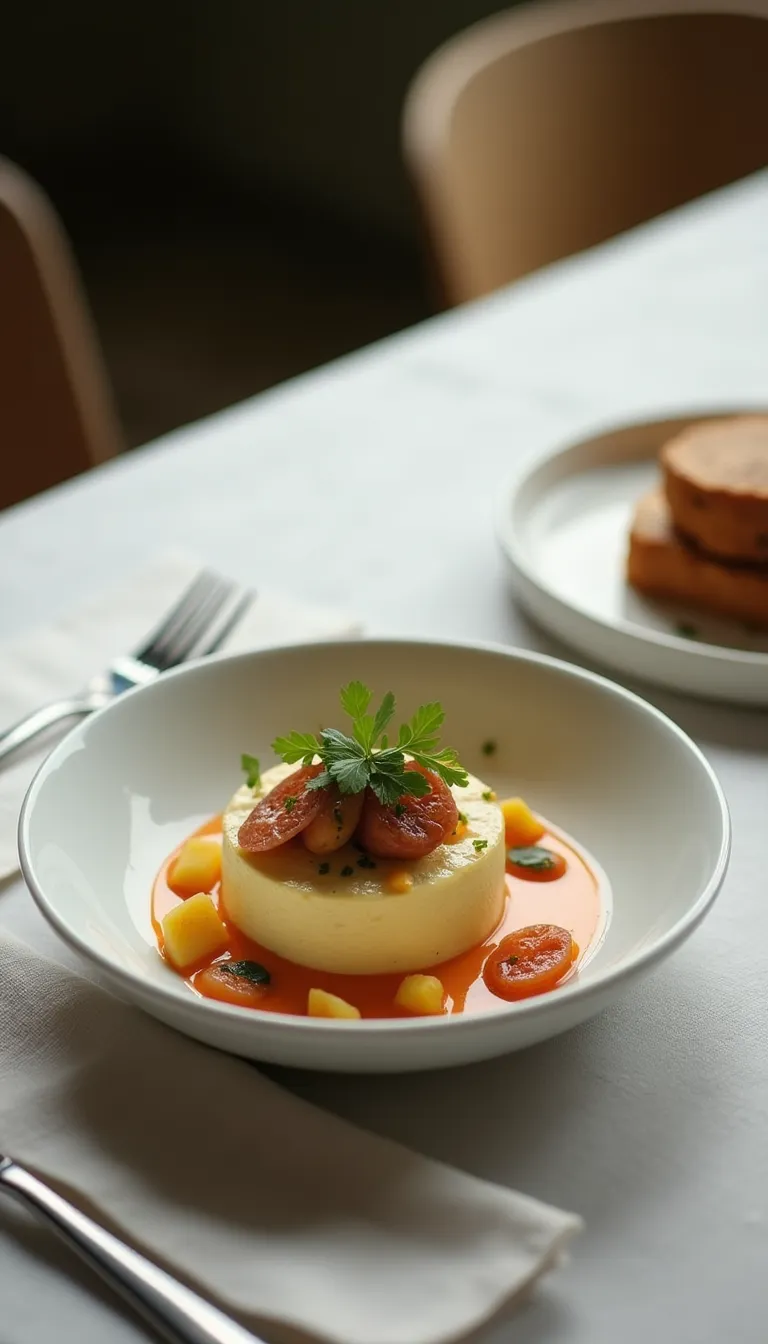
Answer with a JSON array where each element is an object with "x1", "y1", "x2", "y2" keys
[
  {"x1": 134, "y1": 570, "x2": 223, "y2": 665},
  {"x1": 143, "y1": 576, "x2": 236, "y2": 672},
  {"x1": 187, "y1": 588, "x2": 255, "y2": 659}
]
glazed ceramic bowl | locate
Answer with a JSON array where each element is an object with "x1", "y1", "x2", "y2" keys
[{"x1": 19, "y1": 638, "x2": 729, "y2": 1072}]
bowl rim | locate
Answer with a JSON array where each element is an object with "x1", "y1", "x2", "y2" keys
[{"x1": 18, "y1": 635, "x2": 731, "y2": 1040}]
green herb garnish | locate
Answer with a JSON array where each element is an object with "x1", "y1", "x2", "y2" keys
[
  {"x1": 457, "y1": 810, "x2": 468, "y2": 825},
  {"x1": 272, "y1": 681, "x2": 468, "y2": 806},
  {"x1": 284, "y1": 795, "x2": 297, "y2": 813},
  {"x1": 472, "y1": 839, "x2": 488, "y2": 852},
  {"x1": 482, "y1": 790, "x2": 494, "y2": 802},
  {"x1": 481, "y1": 739, "x2": 496, "y2": 756},
  {"x1": 675, "y1": 622, "x2": 699, "y2": 640},
  {"x1": 503, "y1": 955, "x2": 519, "y2": 967},
  {"x1": 318, "y1": 862, "x2": 330, "y2": 875},
  {"x1": 340, "y1": 865, "x2": 354, "y2": 877},
  {"x1": 507, "y1": 845, "x2": 556, "y2": 871},
  {"x1": 357, "y1": 854, "x2": 377, "y2": 869},
  {"x1": 222, "y1": 960, "x2": 271, "y2": 987},
  {"x1": 241, "y1": 753, "x2": 261, "y2": 789},
  {"x1": 394, "y1": 803, "x2": 406, "y2": 818}
]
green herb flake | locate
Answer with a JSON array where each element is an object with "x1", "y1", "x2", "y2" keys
[
  {"x1": 340, "y1": 865, "x2": 354, "y2": 877},
  {"x1": 357, "y1": 854, "x2": 377, "y2": 870},
  {"x1": 272, "y1": 682, "x2": 469, "y2": 806},
  {"x1": 481, "y1": 739, "x2": 497, "y2": 756},
  {"x1": 241, "y1": 753, "x2": 261, "y2": 789},
  {"x1": 675, "y1": 622, "x2": 699, "y2": 640},
  {"x1": 503, "y1": 955, "x2": 519, "y2": 968},
  {"x1": 394, "y1": 803, "x2": 406, "y2": 818},
  {"x1": 472, "y1": 839, "x2": 488, "y2": 853},
  {"x1": 507, "y1": 845, "x2": 556, "y2": 871},
  {"x1": 318, "y1": 862, "x2": 330, "y2": 875},
  {"x1": 457, "y1": 811, "x2": 468, "y2": 825},
  {"x1": 222, "y1": 960, "x2": 271, "y2": 987},
  {"x1": 482, "y1": 790, "x2": 495, "y2": 802},
  {"x1": 284, "y1": 795, "x2": 298, "y2": 813}
]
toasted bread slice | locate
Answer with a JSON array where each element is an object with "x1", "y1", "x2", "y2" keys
[
  {"x1": 661, "y1": 414, "x2": 768, "y2": 563},
  {"x1": 627, "y1": 489, "x2": 768, "y2": 627}
]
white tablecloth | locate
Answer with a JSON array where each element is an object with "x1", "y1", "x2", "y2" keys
[{"x1": 2, "y1": 172, "x2": 768, "y2": 1344}]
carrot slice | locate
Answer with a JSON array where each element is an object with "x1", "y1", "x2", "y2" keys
[
  {"x1": 357, "y1": 763, "x2": 459, "y2": 860},
  {"x1": 238, "y1": 764, "x2": 326, "y2": 852},
  {"x1": 193, "y1": 961, "x2": 271, "y2": 1008},
  {"x1": 506, "y1": 845, "x2": 567, "y2": 883},
  {"x1": 483, "y1": 924, "x2": 574, "y2": 1001}
]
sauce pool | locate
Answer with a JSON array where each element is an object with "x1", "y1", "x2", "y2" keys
[{"x1": 152, "y1": 816, "x2": 605, "y2": 1017}]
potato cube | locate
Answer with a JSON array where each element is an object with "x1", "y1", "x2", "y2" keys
[
  {"x1": 499, "y1": 796, "x2": 545, "y2": 848},
  {"x1": 170, "y1": 837, "x2": 222, "y2": 895},
  {"x1": 307, "y1": 988, "x2": 361, "y2": 1020},
  {"x1": 162, "y1": 893, "x2": 229, "y2": 971},
  {"x1": 395, "y1": 974, "x2": 445, "y2": 1016}
]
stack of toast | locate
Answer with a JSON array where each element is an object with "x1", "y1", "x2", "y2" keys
[{"x1": 627, "y1": 415, "x2": 768, "y2": 628}]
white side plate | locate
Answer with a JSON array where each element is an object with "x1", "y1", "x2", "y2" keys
[{"x1": 497, "y1": 411, "x2": 768, "y2": 705}]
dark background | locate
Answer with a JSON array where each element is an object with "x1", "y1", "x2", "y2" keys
[{"x1": 2, "y1": 1, "x2": 524, "y2": 446}]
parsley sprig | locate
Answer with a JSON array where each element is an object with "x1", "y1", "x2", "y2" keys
[{"x1": 272, "y1": 681, "x2": 469, "y2": 806}]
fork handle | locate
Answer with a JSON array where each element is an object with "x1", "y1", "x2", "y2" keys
[
  {"x1": 0, "y1": 693, "x2": 111, "y2": 766},
  {"x1": 0, "y1": 1160, "x2": 262, "y2": 1344}
]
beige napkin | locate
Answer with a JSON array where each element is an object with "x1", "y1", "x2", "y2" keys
[
  {"x1": 0, "y1": 552, "x2": 360, "y2": 881},
  {"x1": 0, "y1": 931, "x2": 581, "y2": 1344}
]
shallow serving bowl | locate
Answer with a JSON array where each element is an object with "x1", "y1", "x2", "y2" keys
[{"x1": 19, "y1": 639, "x2": 730, "y2": 1073}]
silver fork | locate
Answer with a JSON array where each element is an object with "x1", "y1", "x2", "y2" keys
[
  {"x1": 0, "y1": 571, "x2": 253, "y2": 767},
  {"x1": 0, "y1": 1154, "x2": 263, "y2": 1343}
]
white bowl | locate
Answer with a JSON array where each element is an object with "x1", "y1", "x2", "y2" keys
[{"x1": 19, "y1": 639, "x2": 730, "y2": 1073}]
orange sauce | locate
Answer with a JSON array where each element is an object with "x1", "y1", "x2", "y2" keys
[{"x1": 152, "y1": 817, "x2": 603, "y2": 1018}]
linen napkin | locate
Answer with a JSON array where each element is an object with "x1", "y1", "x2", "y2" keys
[
  {"x1": 0, "y1": 931, "x2": 582, "y2": 1344},
  {"x1": 0, "y1": 552, "x2": 360, "y2": 881}
]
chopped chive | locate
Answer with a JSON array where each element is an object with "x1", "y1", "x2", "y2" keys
[
  {"x1": 482, "y1": 790, "x2": 495, "y2": 802},
  {"x1": 472, "y1": 839, "x2": 488, "y2": 852},
  {"x1": 222, "y1": 960, "x2": 271, "y2": 987},
  {"x1": 675, "y1": 622, "x2": 699, "y2": 640},
  {"x1": 340, "y1": 865, "x2": 354, "y2": 877},
  {"x1": 507, "y1": 845, "x2": 556, "y2": 871},
  {"x1": 357, "y1": 854, "x2": 377, "y2": 869},
  {"x1": 481, "y1": 739, "x2": 497, "y2": 756},
  {"x1": 318, "y1": 862, "x2": 330, "y2": 875}
]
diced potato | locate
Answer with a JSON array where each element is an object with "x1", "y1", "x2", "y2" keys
[
  {"x1": 385, "y1": 869, "x2": 414, "y2": 895},
  {"x1": 303, "y1": 790, "x2": 365, "y2": 855},
  {"x1": 395, "y1": 973, "x2": 445, "y2": 1016},
  {"x1": 499, "y1": 796, "x2": 545, "y2": 848},
  {"x1": 307, "y1": 988, "x2": 361, "y2": 1020},
  {"x1": 169, "y1": 836, "x2": 222, "y2": 895},
  {"x1": 162, "y1": 893, "x2": 230, "y2": 971}
]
